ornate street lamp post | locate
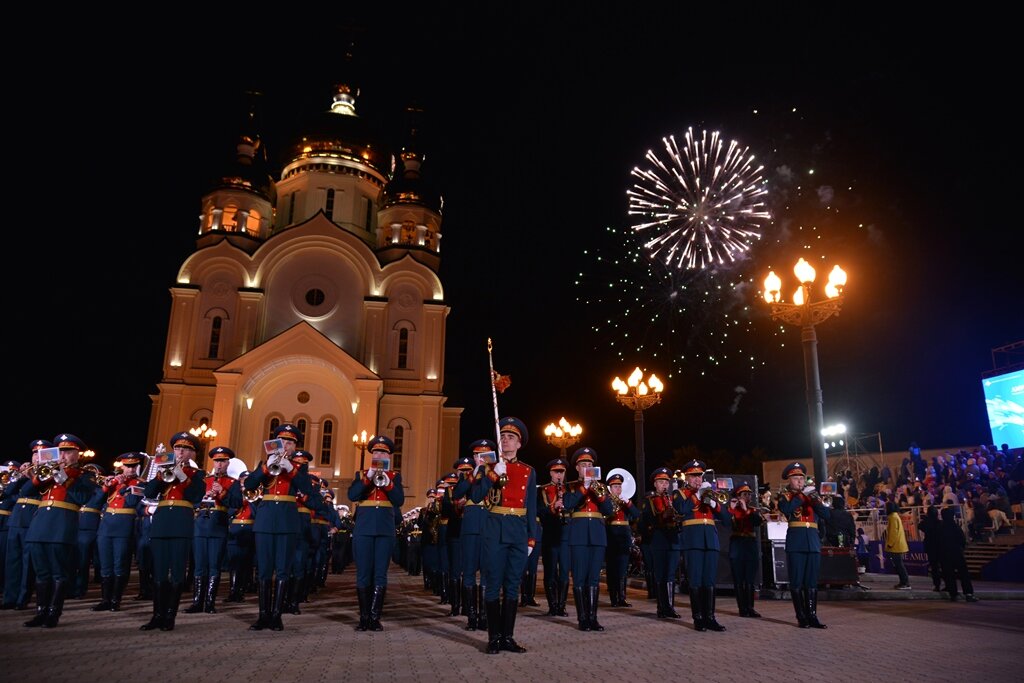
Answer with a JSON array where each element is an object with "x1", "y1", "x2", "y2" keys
[
  {"x1": 189, "y1": 423, "x2": 217, "y2": 469},
  {"x1": 762, "y1": 257, "x2": 847, "y2": 484},
  {"x1": 543, "y1": 417, "x2": 583, "y2": 457},
  {"x1": 352, "y1": 430, "x2": 374, "y2": 470},
  {"x1": 611, "y1": 367, "x2": 665, "y2": 485}
]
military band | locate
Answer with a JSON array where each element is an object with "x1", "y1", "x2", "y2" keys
[{"x1": 3, "y1": 424, "x2": 860, "y2": 644}]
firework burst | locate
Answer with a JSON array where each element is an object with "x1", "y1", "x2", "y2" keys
[{"x1": 628, "y1": 127, "x2": 770, "y2": 271}]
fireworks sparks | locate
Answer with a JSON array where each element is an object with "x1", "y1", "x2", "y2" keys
[{"x1": 628, "y1": 127, "x2": 770, "y2": 271}]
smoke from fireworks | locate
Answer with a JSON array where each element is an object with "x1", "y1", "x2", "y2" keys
[{"x1": 628, "y1": 127, "x2": 770, "y2": 271}]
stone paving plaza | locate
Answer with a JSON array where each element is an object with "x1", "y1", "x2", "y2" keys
[{"x1": 3, "y1": 566, "x2": 1021, "y2": 683}]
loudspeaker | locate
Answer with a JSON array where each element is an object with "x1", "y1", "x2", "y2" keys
[{"x1": 819, "y1": 546, "x2": 859, "y2": 585}]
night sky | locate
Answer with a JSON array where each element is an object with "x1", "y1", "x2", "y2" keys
[{"x1": 13, "y1": 7, "x2": 1020, "y2": 478}]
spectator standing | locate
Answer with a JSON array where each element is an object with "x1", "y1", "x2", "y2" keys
[
  {"x1": 918, "y1": 506, "x2": 943, "y2": 591},
  {"x1": 939, "y1": 507, "x2": 978, "y2": 602},
  {"x1": 884, "y1": 500, "x2": 911, "y2": 590}
]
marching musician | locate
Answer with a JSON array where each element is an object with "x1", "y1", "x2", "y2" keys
[
  {"x1": 727, "y1": 483, "x2": 763, "y2": 618},
  {"x1": 308, "y1": 477, "x2": 334, "y2": 597},
  {"x1": 471, "y1": 416, "x2": 537, "y2": 654},
  {"x1": 562, "y1": 447, "x2": 613, "y2": 632},
  {"x1": 92, "y1": 452, "x2": 143, "y2": 612},
  {"x1": 185, "y1": 445, "x2": 235, "y2": 615},
  {"x1": 244, "y1": 422, "x2": 315, "y2": 632},
  {"x1": 3, "y1": 441, "x2": 49, "y2": 611},
  {"x1": 347, "y1": 434, "x2": 404, "y2": 632},
  {"x1": 72, "y1": 464, "x2": 106, "y2": 599},
  {"x1": 133, "y1": 493, "x2": 156, "y2": 601},
  {"x1": 642, "y1": 467, "x2": 682, "y2": 619},
  {"x1": 140, "y1": 431, "x2": 206, "y2": 631},
  {"x1": 604, "y1": 471, "x2": 640, "y2": 607},
  {"x1": 284, "y1": 452, "x2": 316, "y2": 616},
  {"x1": 538, "y1": 457, "x2": 570, "y2": 617},
  {"x1": 418, "y1": 488, "x2": 439, "y2": 594},
  {"x1": 444, "y1": 458, "x2": 475, "y2": 618},
  {"x1": 673, "y1": 459, "x2": 729, "y2": 632},
  {"x1": 224, "y1": 469, "x2": 257, "y2": 602},
  {"x1": 433, "y1": 474, "x2": 453, "y2": 607},
  {"x1": 453, "y1": 441, "x2": 493, "y2": 631},
  {"x1": 0, "y1": 460, "x2": 19, "y2": 602},
  {"x1": 776, "y1": 461, "x2": 831, "y2": 628},
  {"x1": 22, "y1": 433, "x2": 99, "y2": 628}
]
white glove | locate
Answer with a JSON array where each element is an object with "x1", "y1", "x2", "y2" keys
[
  {"x1": 698, "y1": 481, "x2": 712, "y2": 492},
  {"x1": 527, "y1": 545, "x2": 534, "y2": 556},
  {"x1": 493, "y1": 459, "x2": 507, "y2": 476},
  {"x1": 279, "y1": 458, "x2": 293, "y2": 473},
  {"x1": 366, "y1": 467, "x2": 376, "y2": 479},
  {"x1": 803, "y1": 485, "x2": 816, "y2": 495},
  {"x1": 707, "y1": 498, "x2": 718, "y2": 509},
  {"x1": 174, "y1": 465, "x2": 186, "y2": 482},
  {"x1": 53, "y1": 468, "x2": 69, "y2": 485}
]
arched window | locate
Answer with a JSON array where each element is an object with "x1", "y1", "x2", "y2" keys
[
  {"x1": 325, "y1": 188, "x2": 335, "y2": 221},
  {"x1": 393, "y1": 426, "x2": 404, "y2": 472},
  {"x1": 297, "y1": 419, "x2": 307, "y2": 446},
  {"x1": 208, "y1": 316, "x2": 223, "y2": 359},
  {"x1": 268, "y1": 417, "x2": 280, "y2": 440},
  {"x1": 320, "y1": 419, "x2": 333, "y2": 466},
  {"x1": 398, "y1": 328, "x2": 409, "y2": 369}
]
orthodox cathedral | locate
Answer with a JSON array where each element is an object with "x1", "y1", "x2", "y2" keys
[{"x1": 145, "y1": 83, "x2": 461, "y2": 497}]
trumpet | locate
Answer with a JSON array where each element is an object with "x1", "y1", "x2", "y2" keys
[
  {"x1": 268, "y1": 454, "x2": 285, "y2": 477},
  {"x1": 373, "y1": 470, "x2": 391, "y2": 488},
  {"x1": 589, "y1": 478, "x2": 607, "y2": 497},
  {"x1": 158, "y1": 466, "x2": 177, "y2": 483},
  {"x1": 0, "y1": 469, "x2": 17, "y2": 486},
  {"x1": 700, "y1": 486, "x2": 729, "y2": 506},
  {"x1": 33, "y1": 463, "x2": 59, "y2": 482},
  {"x1": 244, "y1": 485, "x2": 263, "y2": 502}
]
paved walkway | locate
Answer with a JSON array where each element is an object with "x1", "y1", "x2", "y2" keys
[{"x1": 3, "y1": 567, "x2": 1022, "y2": 683}]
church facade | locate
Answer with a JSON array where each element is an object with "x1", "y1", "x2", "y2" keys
[{"x1": 146, "y1": 84, "x2": 461, "y2": 498}]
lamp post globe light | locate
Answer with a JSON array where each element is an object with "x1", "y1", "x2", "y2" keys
[
  {"x1": 611, "y1": 367, "x2": 665, "y2": 485},
  {"x1": 762, "y1": 257, "x2": 847, "y2": 484},
  {"x1": 544, "y1": 417, "x2": 583, "y2": 457}
]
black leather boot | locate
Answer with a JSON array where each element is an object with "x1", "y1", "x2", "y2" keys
[
  {"x1": 463, "y1": 584, "x2": 478, "y2": 630},
  {"x1": 134, "y1": 565, "x2": 152, "y2": 600},
  {"x1": 645, "y1": 570, "x2": 656, "y2": 598},
  {"x1": 249, "y1": 579, "x2": 271, "y2": 630},
  {"x1": 557, "y1": 581, "x2": 569, "y2": 616},
  {"x1": 110, "y1": 575, "x2": 128, "y2": 611},
  {"x1": 184, "y1": 575, "x2": 205, "y2": 613},
  {"x1": 225, "y1": 571, "x2": 241, "y2": 602},
  {"x1": 287, "y1": 576, "x2": 301, "y2": 615},
  {"x1": 44, "y1": 578, "x2": 66, "y2": 628},
  {"x1": 477, "y1": 585, "x2": 488, "y2": 629},
  {"x1": 791, "y1": 588, "x2": 809, "y2": 628},
  {"x1": 484, "y1": 599, "x2": 501, "y2": 654},
  {"x1": 204, "y1": 575, "x2": 220, "y2": 613},
  {"x1": 140, "y1": 581, "x2": 164, "y2": 631},
  {"x1": 449, "y1": 578, "x2": 462, "y2": 617},
  {"x1": 806, "y1": 588, "x2": 826, "y2": 628},
  {"x1": 689, "y1": 588, "x2": 705, "y2": 631},
  {"x1": 92, "y1": 576, "x2": 114, "y2": 611},
  {"x1": 665, "y1": 582, "x2": 680, "y2": 618},
  {"x1": 501, "y1": 596, "x2": 527, "y2": 652},
  {"x1": 587, "y1": 585, "x2": 604, "y2": 631},
  {"x1": 544, "y1": 581, "x2": 558, "y2": 616},
  {"x1": 355, "y1": 586, "x2": 371, "y2": 631},
  {"x1": 619, "y1": 577, "x2": 632, "y2": 607},
  {"x1": 439, "y1": 572, "x2": 449, "y2": 604},
  {"x1": 369, "y1": 585, "x2": 386, "y2": 631},
  {"x1": 607, "y1": 577, "x2": 620, "y2": 607},
  {"x1": 703, "y1": 586, "x2": 725, "y2": 631},
  {"x1": 574, "y1": 586, "x2": 589, "y2": 630},
  {"x1": 270, "y1": 578, "x2": 287, "y2": 631},
  {"x1": 23, "y1": 582, "x2": 51, "y2": 627},
  {"x1": 746, "y1": 584, "x2": 761, "y2": 618},
  {"x1": 159, "y1": 581, "x2": 182, "y2": 631},
  {"x1": 655, "y1": 581, "x2": 668, "y2": 618},
  {"x1": 521, "y1": 569, "x2": 539, "y2": 606}
]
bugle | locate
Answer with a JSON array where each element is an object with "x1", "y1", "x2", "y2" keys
[{"x1": 373, "y1": 470, "x2": 391, "y2": 488}]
